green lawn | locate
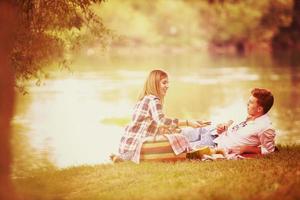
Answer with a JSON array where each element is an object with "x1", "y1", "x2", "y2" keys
[{"x1": 14, "y1": 145, "x2": 300, "y2": 200}]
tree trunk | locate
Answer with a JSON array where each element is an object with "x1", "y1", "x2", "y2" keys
[
  {"x1": 272, "y1": 0, "x2": 300, "y2": 50},
  {"x1": 0, "y1": 1, "x2": 18, "y2": 200}
]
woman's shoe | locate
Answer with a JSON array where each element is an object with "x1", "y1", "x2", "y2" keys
[{"x1": 110, "y1": 154, "x2": 123, "y2": 163}]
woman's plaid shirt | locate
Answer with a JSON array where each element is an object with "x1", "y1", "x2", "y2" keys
[{"x1": 119, "y1": 95, "x2": 179, "y2": 159}]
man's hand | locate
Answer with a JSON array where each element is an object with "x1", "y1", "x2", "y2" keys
[
  {"x1": 216, "y1": 123, "x2": 228, "y2": 134},
  {"x1": 228, "y1": 146, "x2": 245, "y2": 154},
  {"x1": 228, "y1": 146, "x2": 261, "y2": 154},
  {"x1": 216, "y1": 120, "x2": 234, "y2": 135}
]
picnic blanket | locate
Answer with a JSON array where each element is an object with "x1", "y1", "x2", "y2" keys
[{"x1": 187, "y1": 146, "x2": 261, "y2": 161}]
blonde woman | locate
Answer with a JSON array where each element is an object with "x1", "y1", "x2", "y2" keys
[{"x1": 114, "y1": 69, "x2": 210, "y2": 163}]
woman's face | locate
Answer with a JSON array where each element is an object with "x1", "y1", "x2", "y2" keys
[{"x1": 159, "y1": 77, "x2": 169, "y2": 97}]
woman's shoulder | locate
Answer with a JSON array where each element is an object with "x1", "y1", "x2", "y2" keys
[
  {"x1": 135, "y1": 95, "x2": 159, "y2": 111},
  {"x1": 142, "y1": 95, "x2": 160, "y2": 101}
]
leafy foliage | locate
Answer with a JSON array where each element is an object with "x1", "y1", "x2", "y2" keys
[
  {"x1": 188, "y1": 0, "x2": 294, "y2": 52},
  {"x1": 96, "y1": 0, "x2": 295, "y2": 54},
  {"x1": 96, "y1": 0, "x2": 206, "y2": 48},
  {"x1": 12, "y1": 0, "x2": 110, "y2": 89},
  {"x1": 10, "y1": 0, "x2": 299, "y2": 86}
]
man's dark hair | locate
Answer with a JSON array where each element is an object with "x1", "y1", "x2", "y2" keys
[{"x1": 251, "y1": 88, "x2": 274, "y2": 114}]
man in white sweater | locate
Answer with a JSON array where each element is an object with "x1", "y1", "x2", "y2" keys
[{"x1": 183, "y1": 88, "x2": 276, "y2": 155}]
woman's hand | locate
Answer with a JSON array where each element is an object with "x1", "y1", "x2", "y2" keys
[
  {"x1": 187, "y1": 120, "x2": 211, "y2": 128},
  {"x1": 197, "y1": 120, "x2": 212, "y2": 127}
]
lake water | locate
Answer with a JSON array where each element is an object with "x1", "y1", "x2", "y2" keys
[{"x1": 12, "y1": 51, "x2": 300, "y2": 168}]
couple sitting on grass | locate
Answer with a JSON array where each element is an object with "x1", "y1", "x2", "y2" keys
[{"x1": 111, "y1": 69, "x2": 276, "y2": 163}]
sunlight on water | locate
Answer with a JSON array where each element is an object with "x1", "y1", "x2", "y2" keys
[
  {"x1": 180, "y1": 67, "x2": 259, "y2": 85},
  {"x1": 14, "y1": 77, "x2": 136, "y2": 167}
]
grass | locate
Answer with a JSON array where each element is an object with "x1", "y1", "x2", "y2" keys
[{"x1": 13, "y1": 145, "x2": 300, "y2": 200}]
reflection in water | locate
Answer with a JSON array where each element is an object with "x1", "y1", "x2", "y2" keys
[{"x1": 12, "y1": 53, "x2": 300, "y2": 168}]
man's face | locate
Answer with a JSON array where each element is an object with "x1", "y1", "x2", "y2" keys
[{"x1": 247, "y1": 95, "x2": 263, "y2": 117}]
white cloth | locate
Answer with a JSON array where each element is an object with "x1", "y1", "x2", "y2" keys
[{"x1": 213, "y1": 114, "x2": 276, "y2": 154}]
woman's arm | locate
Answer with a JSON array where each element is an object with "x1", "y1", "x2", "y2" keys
[
  {"x1": 149, "y1": 98, "x2": 178, "y2": 127},
  {"x1": 178, "y1": 120, "x2": 210, "y2": 128},
  {"x1": 149, "y1": 98, "x2": 210, "y2": 128}
]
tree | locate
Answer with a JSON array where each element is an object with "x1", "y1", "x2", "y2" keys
[
  {"x1": 0, "y1": 0, "x2": 109, "y2": 199},
  {"x1": 13, "y1": 0, "x2": 109, "y2": 90},
  {"x1": 0, "y1": 2, "x2": 18, "y2": 199},
  {"x1": 186, "y1": 0, "x2": 293, "y2": 54},
  {"x1": 272, "y1": 0, "x2": 300, "y2": 50}
]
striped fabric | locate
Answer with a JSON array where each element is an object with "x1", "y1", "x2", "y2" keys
[{"x1": 140, "y1": 135, "x2": 187, "y2": 162}]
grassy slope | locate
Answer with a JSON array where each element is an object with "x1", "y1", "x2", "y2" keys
[{"x1": 14, "y1": 145, "x2": 300, "y2": 200}]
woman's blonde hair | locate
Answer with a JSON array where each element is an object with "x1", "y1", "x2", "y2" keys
[{"x1": 138, "y1": 69, "x2": 168, "y2": 103}]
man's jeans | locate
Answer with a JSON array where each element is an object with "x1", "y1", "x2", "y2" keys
[{"x1": 181, "y1": 126, "x2": 217, "y2": 149}]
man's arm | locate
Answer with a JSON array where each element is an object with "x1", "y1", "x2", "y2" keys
[
  {"x1": 229, "y1": 129, "x2": 276, "y2": 155},
  {"x1": 229, "y1": 145, "x2": 261, "y2": 154},
  {"x1": 259, "y1": 129, "x2": 276, "y2": 154}
]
